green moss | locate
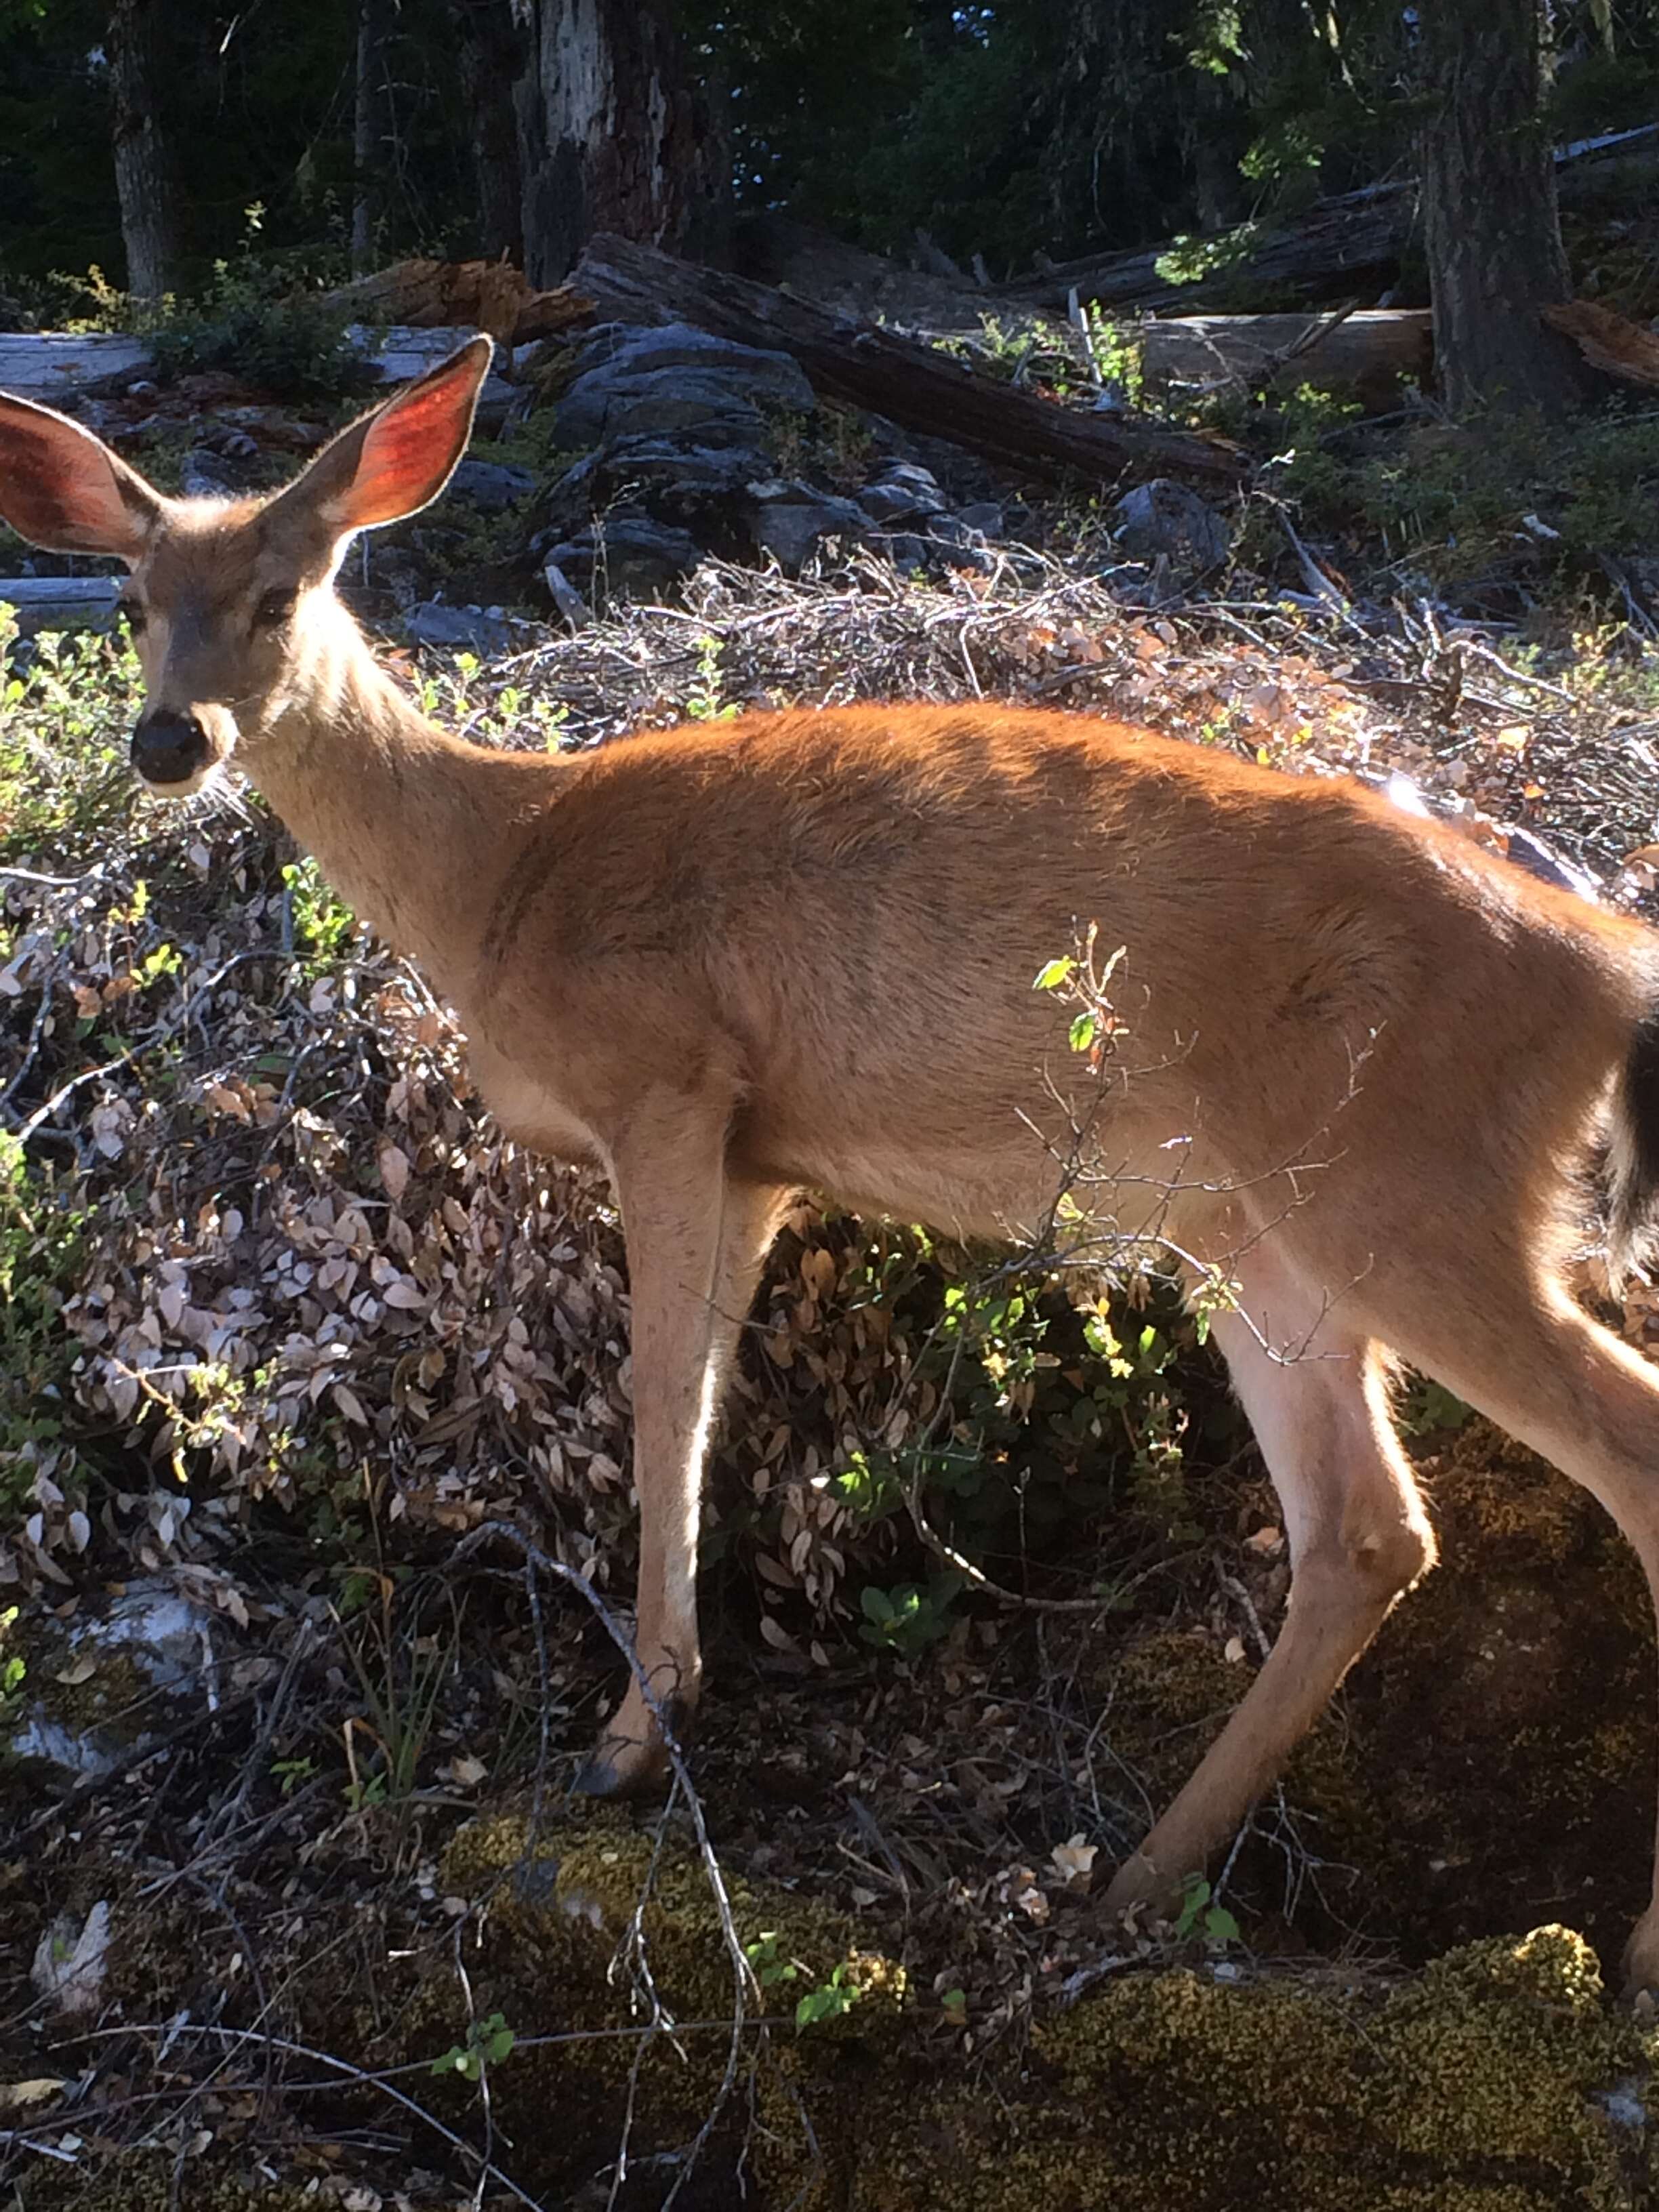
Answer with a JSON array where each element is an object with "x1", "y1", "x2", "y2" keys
[
  {"x1": 16, "y1": 2150, "x2": 314, "y2": 2211},
  {"x1": 417, "y1": 1805, "x2": 907, "y2": 2204},
  {"x1": 427, "y1": 1813, "x2": 1654, "y2": 2210},
  {"x1": 861, "y1": 1927, "x2": 1651, "y2": 2212}
]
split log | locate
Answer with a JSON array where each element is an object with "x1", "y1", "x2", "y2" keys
[
  {"x1": 0, "y1": 577, "x2": 121, "y2": 637},
  {"x1": 1544, "y1": 300, "x2": 1659, "y2": 388},
  {"x1": 569, "y1": 234, "x2": 1245, "y2": 492},
  {"x1": 320, "y1": 258, "x2": 588, "y2": 346},
  {"x1": 1141, "y1": 310, "x2": 1434, "y2": 412},
  {"x1": 1004, "y1": 121, "x2": 1659, "y2": 314}
]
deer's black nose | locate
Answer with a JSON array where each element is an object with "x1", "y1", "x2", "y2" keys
[{"x1": 131, "y1": 710, "x2": 210, "y2": 787}]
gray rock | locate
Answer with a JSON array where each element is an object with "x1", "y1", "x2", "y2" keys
[
  {"x1": 449, "y1": 457, "x2": 537, "y2": 512},
  {"x1": 857, "y1": 462, "x2": 947, "y2": 523},
  {"x1": 180, "y1": 447, "x2": 245, "y2": 497},
  {"x1": 857, "y1": 480, "x2": 922, "y2": 526},
  {"x1": 603, "y1": 434, "x2": 766, "y2": 500},
  {"x1": 542, "y1": 516, "x2": 703, "y2": 600},
  {"x1": 956, "y1": 501, "x2": 1006, "y2": 538},
  {"x1": 556, "y1": 323, "x2": 815, "y2": 449},
  {"x1": 745, "y1": 478, "x2": 869, "y2": 570},
  {"x1": 1111, "y1": 478, "x2": 1231, "y2": 572},
  {"x1": 6, "y1": 1580, "x2": 224, "y2": 1784},
  {"x1": 405, "y1": 601, "x2": 518, "y2": 653},
  {"x1": 538, "y1": 436, "x2": 770, "y2": 539}
]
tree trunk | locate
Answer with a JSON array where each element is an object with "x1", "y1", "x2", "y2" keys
[
  {"x1": 516, "y1": 0, "x2": 724, "y2": 288},
  {"x1": 107, "y1": 0, "x2": 182, "y2": 300},
  {"x1": 451, "y1": 0, "x2": 525, "y2": 263},
  {"x1": 352, "y1": 0, "x2": 394, "y2": 279},
  {"x1": 1418, "y1": 0, "x2": 1591, "y2": 415}
]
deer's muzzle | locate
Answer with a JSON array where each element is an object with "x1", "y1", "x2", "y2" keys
[{"x1": 131, "y1": 710, "x2": 213, "y2": 791}]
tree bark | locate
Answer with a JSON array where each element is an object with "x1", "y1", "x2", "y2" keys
[
  {"x1": 451, "y1": 0, "x2": 525, "y2": 264},
  {"x1": 516, "y1": 0, "x2": 724, "y2": 288},
  {"x1": 570, "y1": 233, "x2": 1245, "y2": 491},
  {"x1": 107, "y1": 0, "x2": 182, "y2": 300},
  {"x1": 351, "y1": 0, "x2": 394, "y2": 279},
  {"x1": 1418, "y1": 0, "x2": 1591, "y2": 415}
]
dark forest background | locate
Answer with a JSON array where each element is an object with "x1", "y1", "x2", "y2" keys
[{"x1": 3, "y1": 1, "x2": 1656, "y2": 302}]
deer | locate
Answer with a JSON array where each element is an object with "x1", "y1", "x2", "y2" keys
[{"x1": 7, "y1": 335, "x2": 1659, "y2": 1988}]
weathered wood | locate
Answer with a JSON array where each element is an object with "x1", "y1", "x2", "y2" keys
[
  {"x1": 1142, "y1": 310, "x2": 1434, "y2": 411},
  {"x1": 0, "y1": 335, "x2": 155, "y2": 405},
  {"x1": 570, "y1": 234, "x2": 1246, "y2": 491},
  {"x1": 1008, "y1": 192, "x2": 1410, "y2": 318},
  {"x1": 1002, "y1": 122, "x2": 1659, "y2": 315},
  {"x1": 322, "y1": 258, "x2": 588, "y2": 344},
  {"x1": 0, "y1": 325, "x2": 516, "y2": 409},
  {"x1": 0, "y1": 577, "x2": 122, "y2": 638},
  {"x1": 1544, "y1": 299, "x2": 1659, "y2": 389}
]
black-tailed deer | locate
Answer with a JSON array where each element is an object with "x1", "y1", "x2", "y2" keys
[{"x1": 7, "y1": 339, "x2": 1659, "y2": 1984}]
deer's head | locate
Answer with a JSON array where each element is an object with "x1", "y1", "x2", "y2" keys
[{"x1": 0, "y1": 336, "x2": 493, "y2": 794}]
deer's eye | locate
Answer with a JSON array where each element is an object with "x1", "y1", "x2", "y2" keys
[
  {"x1": 118, "y1": 599, "x2": 146, "y2": 635},
  {"x1": 254, "y1": 590, "x2": 295, "y2": 629}
]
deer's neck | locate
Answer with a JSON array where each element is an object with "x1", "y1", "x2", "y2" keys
[{"x1": 245, "y1": 602, "x2": 556, "y2": 1001}]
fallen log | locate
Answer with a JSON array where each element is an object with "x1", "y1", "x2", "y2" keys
[
  {"x1": 0, "y1": 577, "x2": 121, "y2": 637},
  {"x1": 1004, "y1": 121, "x2": 1659, "y2": 314},
  {"x1": 320, "y1": 258, "x2": 588, "y2": 346},
  {"x1": 1141, "y1": 309, "x2": 1434, "y2": 412},
  {"x1": 0, "y1": 325, "x2": 516, "y2": 413},
  {"x1": 569, "y1": 234, "x2": 1245, "y2": 492}
]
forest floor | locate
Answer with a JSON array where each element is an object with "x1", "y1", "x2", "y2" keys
[{"x1": 9, "y1": 366, "x2": 1659, "y2": 2207}]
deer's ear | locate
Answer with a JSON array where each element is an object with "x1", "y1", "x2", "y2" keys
[
  {"x1": 274, "y1": 336, "x2": 493, "y2": 543},
  {"x1": 0, "y1": 392, "x2": 163, "y2": 560}
]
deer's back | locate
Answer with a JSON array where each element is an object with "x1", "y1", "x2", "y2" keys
[{"x1": 466, "y1": 704, "x2": 1652, "y2": 1237}]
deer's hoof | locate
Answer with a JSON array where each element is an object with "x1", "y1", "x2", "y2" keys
[
  {"x1": 572, "y1": 1716, "x2": 678, "y2": 1799},
  {"x1": 1619, "y1": 1915, "x2": 1659, "y2": 2010}
]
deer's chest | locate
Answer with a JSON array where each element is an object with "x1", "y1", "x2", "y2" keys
[{"x1": 464, "y1": 1032, "x2": 609, "y2": 1174}]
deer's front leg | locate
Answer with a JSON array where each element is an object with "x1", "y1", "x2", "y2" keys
[{"x1": 576, "y1": 1105, "x2": 786, "y2": 1796}]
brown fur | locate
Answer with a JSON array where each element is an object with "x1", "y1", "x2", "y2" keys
[{"x1": 9, "y1": 342, "x2": 1659, "y2": 1985}]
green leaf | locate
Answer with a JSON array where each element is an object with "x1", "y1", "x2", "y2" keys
[
  {"x1": 1069, "y1": 1011, "x2": 1099, "y2": 1052},
  {"x1": 1032, "y1": 956, "x2": 1074, "y2": 992},
  {"x1": 1173, "y1": 1877, "x2": 1210, "y2": 1940}
]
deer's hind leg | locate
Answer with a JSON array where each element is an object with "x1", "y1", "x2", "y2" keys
[
  {"x1": 1103, "y1": 1240, "x2": 1437, "y2": 1921},
  {"x1": 1368, "y1": 1270, "x2": 1659, "y2": 1994},
  {"x1": 579, "y1": 1090, "x2": 792, "y2": 1795}
]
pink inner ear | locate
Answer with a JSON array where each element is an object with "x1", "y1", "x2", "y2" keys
[
  {"x1": 346, "y1": 371, "x2": 479, "y2": 527},
  {"x1": 0, "y1": 407, "x2": 153, "y2": 558}
]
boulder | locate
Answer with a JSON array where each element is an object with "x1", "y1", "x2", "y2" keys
[
  {"x1": 6, "y1": 1580, "x2": 223, "y2": 1784},
  {"x1": 404, "y1": 601, "x2": 519, "y2": 653},
  {"x1": 542, "y1": 516, "x2": 703, "y2": 600},
  {"x1": 856, "y1": 461, "x2": 949, "y2": 524},
  {"x1": 745, "y1": 478, "x2": 869, "y2": 570},
  {"x1": 1111, "y1": 477, "x2": 1232, "y2": 572},
  {"x1": 449, "y1": 457, "x2": 537, "y2": 512},
  {"x1": 554, "y1": 322, "x2": 815, "y2": 449}
]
